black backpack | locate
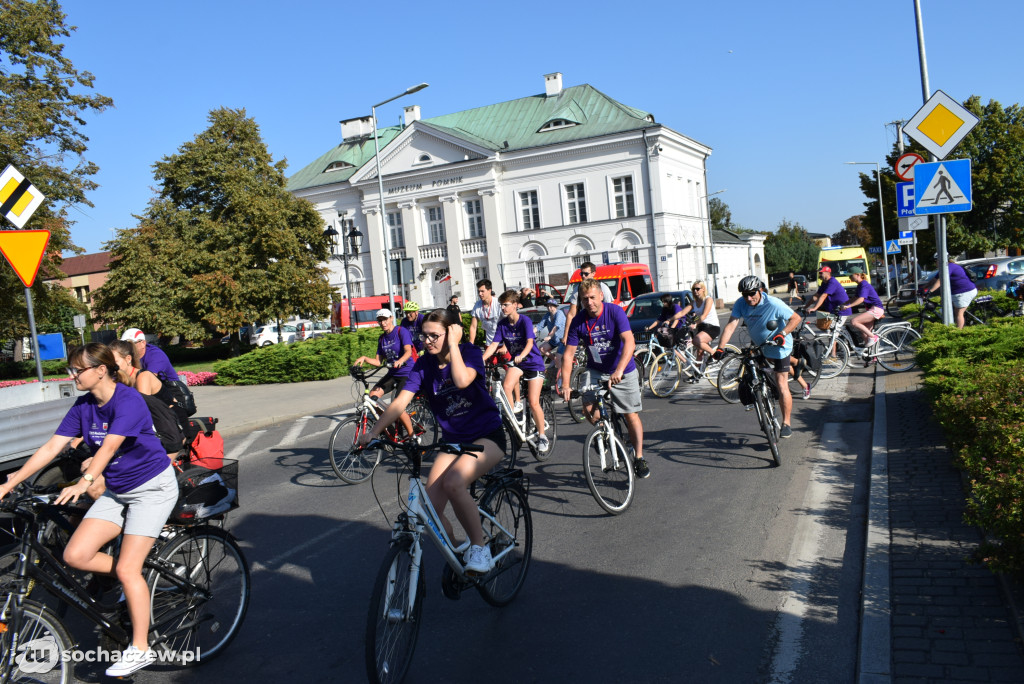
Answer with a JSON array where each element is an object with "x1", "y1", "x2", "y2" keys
[
  {"x1": 142, "y1": 393, "x2": 186, "y2": 455},
  {"x1": 157, "y1": 373, "x2": 197, "y2": 417}
]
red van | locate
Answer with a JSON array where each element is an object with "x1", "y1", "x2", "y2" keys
[
  {"x1": 331, "y1": 295, "x2": 405, "y2": 330},
  {"x1": 567, "y1": 263, "x2": 655, "y2": 308}
]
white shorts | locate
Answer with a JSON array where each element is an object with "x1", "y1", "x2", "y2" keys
[
  {"x1": 84, "y1": 466, "x2": 179, "y2": 538},
  {"x1": 951, "y1": 289, "x2": 978, "y2": 309}
]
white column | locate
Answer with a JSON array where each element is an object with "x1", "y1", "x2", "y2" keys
[
  {"x1": 362, "y1": 206, "x2": 389, "y2": 295},
  {"x1": 479, "y1": 188, "x2": 504, "y2": 292}
]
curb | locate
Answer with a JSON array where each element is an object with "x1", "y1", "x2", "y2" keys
[
  {"x1": 857, "y1": 370, "x2": 891, "y2": 683},
  {"x1": 216, "y1": 398, "x2": 357, "y2": 439}
]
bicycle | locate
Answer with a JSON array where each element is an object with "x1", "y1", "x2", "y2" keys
[
  {"x1": 484, "y1": 359, "x2": 557, "y2": 462},
  {"x1": 0, "y1": 483, "x2": 250, "y2": 682},
  {"x1": 572, "y1": 382, "x2": 636, "y2": 515},
  {"x1": 363, "y1": 436, "x2": 532, "y2": 684},
  {"x1": 719, "y1": 340, "x2": 783, "y2": 467},
  {"x1": 328, "y1": 365, "x2": 438, "y2": 484},
  {"x1": 647, "y1": 324, "x2": 739, "y2": 398},
  {"x1": 551, "y1": 346, "x2": 588, "y2": 424},
  {"x1": 630, "y1": 330, "x2": 667, "y2": 392}
]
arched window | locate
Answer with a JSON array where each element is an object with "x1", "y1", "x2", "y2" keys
[
  {"x1": 324, "y1": 161, "x2": 354, "y2": 173},
  {"x1": 538, "y1": 119, "x2": 577, "y2": 132},
  {"x1": 414, "y1": 153, "x2": 432, "y2": 165}
]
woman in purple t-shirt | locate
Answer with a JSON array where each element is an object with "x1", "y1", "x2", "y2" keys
[
  {"x1": 359, "y1": 309, "x2": 505, "y2": 575},
  {"x1": 927, "y1": 257, "x2": 978, "y2": 329},
  {"x1": 0, "y1": 343, "x2": 177, "y2": 677},
  {"x1": 483, "y1": 290, "x2": 549, "y2": 453}
]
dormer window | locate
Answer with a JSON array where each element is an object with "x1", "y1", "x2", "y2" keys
[
  {"x1": 538, "y1": 118, "x2": 577, "y2": 132},
  {"x1": 323, "y1": 161, "x2": 354, "y2": 173}
]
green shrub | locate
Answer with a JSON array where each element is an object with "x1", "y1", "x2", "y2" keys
[
  {"x1": 916, "y1": 316, "x2": 1024, "y2": 575},
  {"x1": 164, "y1": 344, "x2": 237, "y2": 364},
  {"x1": 212, "y1": 330, "x2": 381, "y2": 385},
  {"x1": 0, "y1": 359, "x2": 69, "y2": 380}
]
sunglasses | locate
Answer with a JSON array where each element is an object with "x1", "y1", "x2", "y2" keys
[
  {"x1": 419, "y1": 332, "x2": 444, "y2": 343},
  {"x1": 693, "y1": 287, "x2": 703, "y2": 292},
  {"x1": 581, "y1": 271, "x2": 593, "y2": 277},
  {"x1": 741, "y1": 290, "x2": 759, "y2": 298},
  {"x1": 67, "y1": 365, "x2": 99, "y2": 378}
]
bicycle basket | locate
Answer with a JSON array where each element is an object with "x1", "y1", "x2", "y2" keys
[
  {"x1": 171, "y1": 459, "x2": 239, "y2": 523},
  {"x1": 655, "y1": 328, "x2": 676, "y2": 348},
  {"x1": 815, "y1": 312, "x2": 834, "y2": 331},
  {"x1": 349, "y1": 366, "x2": 367, "y2": 382}
]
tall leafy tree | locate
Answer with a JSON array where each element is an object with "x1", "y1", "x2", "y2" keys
[
  {"x1": 708, "y1": 196, "x2": 733, "y2": 232},
  {"x1": 94, "y1": 108, "x2": 332, "y2": 343},
  {"x1": 0, "y1": 0, "x2": 112, "y2": 342},
  {"x1": 763, "y1": 219, "x2": 820, "y2": 274},
  {"x1": 832, "y1": 215, "x2": 871, "y2": 247}
]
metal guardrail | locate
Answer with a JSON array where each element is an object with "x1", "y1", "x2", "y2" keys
[{"x1": 0, "y1": 396, "x2": 79, "y2": 466}]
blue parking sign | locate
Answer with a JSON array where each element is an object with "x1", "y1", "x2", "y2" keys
[{"x1": 897, "y1": 182, "x2": 915, "y2": 217}]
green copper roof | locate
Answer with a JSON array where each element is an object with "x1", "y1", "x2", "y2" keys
[{"x1": 287, "y1": 84, "x2": 655, "y2": 193}]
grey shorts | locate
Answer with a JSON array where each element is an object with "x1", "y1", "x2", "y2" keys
[
  {"x1": 84, "y1": 466, "x2": 179, "y2": 538},
  {"x1": 951, "y1": 288, "x2": 977, "y2": 309},
  {"x1": 582, "y1": 368, "x2": 643, "y2": 414}
]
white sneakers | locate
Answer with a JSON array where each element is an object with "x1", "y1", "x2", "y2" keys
[
  {"x1": 464, "y1": 544, "x2": 494, "y2": 574},
  {"x1": 512, "y1": 401, "x2": 524, "y2": 414},
  {"x1": 105, "y1": 645, "x2": 156, "y2": 677},
  {"x1": 537, "y1": 435, "x2": 550, "y2": 453}
]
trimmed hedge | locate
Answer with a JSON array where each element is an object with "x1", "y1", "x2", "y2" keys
[
  {"x1": 212, "y1": 330, "x2": 381, "y2": 385},
  {"x1": 0, "y1": 359, "x2": 69, "y2": 380},
  {"x1": 916, "y1": 317, "x2": 1024, "y2": 575}
]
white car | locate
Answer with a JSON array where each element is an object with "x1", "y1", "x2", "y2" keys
[
  {"x1": 251, "y1": 324, "x2": 298, "y2": 347},
  {"x1": 296, "y1": 320, "x2": 331, "y2": 340}
]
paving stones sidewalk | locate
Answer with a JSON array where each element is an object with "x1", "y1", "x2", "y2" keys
[{"x1": 886, "y1": 371, "x2": 1024, "y2": 682}]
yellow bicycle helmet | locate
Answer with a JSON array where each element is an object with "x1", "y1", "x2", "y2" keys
[{"x1": 403, "y1": 301, "x2": 420, "y2": 312}]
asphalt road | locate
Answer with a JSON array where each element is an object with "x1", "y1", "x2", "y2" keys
[{"x1": 60, "y1": 346, "x2": 870, "y2": 683}]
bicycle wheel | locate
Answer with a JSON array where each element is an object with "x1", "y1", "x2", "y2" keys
[
  {"x1": 884, "y1": 295, "x2": 905, "y2": 319},
  {"x1": 148, "y1": 525, "x2": 250, "y2": 663},
  {"x1": 328, "y1": 416, "x2": 383, "y2": 484},
  {"x1": 648, "y1": 350, "x2": 681, "y2": 397},
  {"x1": 875, "y1": 326, "x2": 921, "y2": 372},
  {"x1": 754, "y1": 388, "x2": 781, "y2": 467},
  {"x1": 816, "y1": 337, "x2": 850, "y2": 379},
  {"x1": 477, "y1": 484, "x2": 533, "y2": 607},
  {"x1": 632, "y1": 351, "x2": 648, "y2": 391},
  {"x1": 365, "y1": 540, "x2": 424, "y2": 684},
  {"x1": 716, "y1": 355, "x2": 745, "y2": 404},
  {"x1": 407, "y1": 397, "x2": 439, "y2": 443},
  {"x1": 583, "y1": 427, "x2": 635, "y2": 515},
  {"x1": 526, "y1": 395, "x2": 557, "y2": 462},
  {"x1": 703, "y1": 344, "x2": 740, "y2": 388},
  {"x1": 567, "y1": 366, "x2": 587, "y2": 424},
  {"x1": 0, "y1": 599, "x2": 73, "y2": 683}
]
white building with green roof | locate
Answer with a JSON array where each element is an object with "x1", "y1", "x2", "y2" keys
[{"x1": 287, "y1": 73, "x2": 764, "y2": 308}]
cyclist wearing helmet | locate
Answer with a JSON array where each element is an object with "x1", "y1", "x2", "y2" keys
[
  {"x1": 400, "y1": 301, "x2": 425, "y2": 352},
  {"x1": 715, "y1": 276, "x2": 802, "y2": 439}
]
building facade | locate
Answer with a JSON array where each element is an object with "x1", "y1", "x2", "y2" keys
[
  {"x1": 43, "y1": 251, "x2": 112, "y2": 329},
  {"x1": 288, "y1": 74, "x2": 763, "y2": 308}
]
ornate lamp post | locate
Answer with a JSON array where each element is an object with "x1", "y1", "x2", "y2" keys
[{"x1": 324, "y1": 217, "x2": 364, "y2": 331}]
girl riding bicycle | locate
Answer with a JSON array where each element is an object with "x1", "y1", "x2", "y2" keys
[
  {"x1": 0, "y1": 343, "x2": 179, "y2": 677},
  {"x1": 359, "y1": 308, "x2": 506, "y2": 574}
]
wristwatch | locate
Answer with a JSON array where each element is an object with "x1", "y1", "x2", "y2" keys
[{"x1": 83, "y1": 473, "x2": 94, "y2": 483}]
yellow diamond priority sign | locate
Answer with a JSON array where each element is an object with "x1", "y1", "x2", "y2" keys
[
  {"x1": 904, "y1": 90, "x2": 979, "y2": 160},
  {"x1": 0, "y1": 164, "x2": 46, "y2": 229}
]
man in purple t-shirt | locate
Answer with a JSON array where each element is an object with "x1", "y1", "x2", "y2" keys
[
  {"x1": 354, "y1": 309, "x2": 416, "y2": 438},
  {"x1": 927, "y1": 258, "x2": 978, "y2": 328},
  {"x1": 560, "y1": 279, "x2": 649, "y2": 479},
  {"x1": 805, "y1": 266, "x2": 851, "y2": 360},
  {"x1": 120, "y1": 328, "x2": 180, "y2": 382}
]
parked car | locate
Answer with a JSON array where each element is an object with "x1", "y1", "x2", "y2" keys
[
  {"x1": 624, "y1": 290, "x2": 693, "y2": 338},
  {"x1": 220, "y1": 325, "x2": 252, "y2": 345},
  {"x1": 794, "y1": 275, "x2": 809, "y2": 293},
  {"x1": 296, "y1": 320, "x2": 331, "y2": 340},
  {"x1": 518, "y1": 303, "x2": 570, "y2": 341},
  {"x1": 250, "y1": 324, "x2": 298, "y2": 347},
  {"x1": 958, "y1": 256, "x2": 1024, "y2": 291}
]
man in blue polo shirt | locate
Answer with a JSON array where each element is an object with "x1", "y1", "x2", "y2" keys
[
  {"x1": 120, "y1": 328, "x2": 179, "y2": 382},
  {"x1": 715, "y1": 276, "x2": 802, "y2": 438}
]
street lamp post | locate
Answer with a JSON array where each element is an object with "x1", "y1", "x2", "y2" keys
[
  {"x1": 371, "y1": 83, "x2": 429, "y2": 313},
  {"x1": 699, "y1": 189, "x2": 726, "y2": 301},
  {"x1": 845, "y1": 162, "x2": 891, "y2": 298},
  {"x1": 324, "y1": 218, "x2": 364, "y2": 331}
]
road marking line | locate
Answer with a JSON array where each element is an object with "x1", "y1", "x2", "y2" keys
[
  {"x1": 767, "y1": 422, "x2": 848, "y2": 684},
  {"x1": 279, "y1": 415, "x2": 311, "y2": 446},
  {"x1": 224, "y1": 430, "x2": 265, "y2": 461}
]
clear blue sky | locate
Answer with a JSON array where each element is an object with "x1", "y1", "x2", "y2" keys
[{"x1": 56, "y1": 0, "x2": 1023, "y2": 254}]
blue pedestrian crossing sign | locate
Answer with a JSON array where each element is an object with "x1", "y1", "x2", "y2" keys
[
  {"x1": 886, "y1": 240, "x2": 901, "y2": 255},
  {"x1": 914, "y1": 159, "x2": 972, "y2": 214}
]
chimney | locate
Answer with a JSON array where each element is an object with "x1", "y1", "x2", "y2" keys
[
  {"x1": 403, "y1": 105, "x2": 421, "y2": 125},
  {"x1": 544, "y1": 72, "x2": 563, "y2": 97},
  {"x1": 339, "y1": 116, "x2": 374, "y2": 141}
]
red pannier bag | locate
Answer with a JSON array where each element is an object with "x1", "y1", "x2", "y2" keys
[{"x1": 184, "y1": 416, "x2": 224, "y2": 469}]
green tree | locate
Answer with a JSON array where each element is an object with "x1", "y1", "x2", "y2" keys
[
  {"x1": 709, "y1": 196, "x2": 733, "y2": 232},
  {"x1": 93, "y1": 108, "x2": 332, "y2": 344},
  {"x1": 0, "y1": 0, "x2": 112, "y2": 343},
  {"x1": 763, "y1": 219, "x2": 820, "y2": 274},
  {"x1": 832, "y1": 215, "x2": 871, "y2": 247}
]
